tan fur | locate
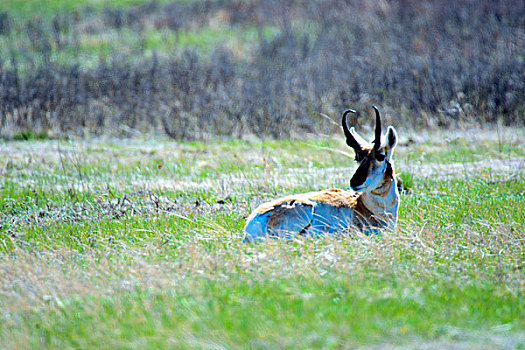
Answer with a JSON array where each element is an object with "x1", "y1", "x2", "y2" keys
[
  {"x1": 255, "y1": 169, "x2": 395, "y2": 232},
  {"x1": 353, "y1": 193, "x2": 393, "y2": 228},
  {"x1": 309, "y1": 189, "x2": 360, "y2": 207},
  {"x1": 370, "y1": 175, "x2": 395, "y2": 206},
  {"x1": 255, "y1": 188, "x2": 360, "y2": 215},
  {"x1": 353, "y1": 196, "x2": 381, "y2": 227},
  {"x1": 255, "y1": 194, "x2": 316, "y2": 215},
  {"x1": 354, "y1": 170, "x2": 397, "y2": 227}
]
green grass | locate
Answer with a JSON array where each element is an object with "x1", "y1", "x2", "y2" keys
[
  {"x1": 4, "y1": 275, "x2": 523, "y2": 348},
  {"x1": 0, "y1": 0, "x2": 280, "y2": 70},
  {"x1": 1, "y1": 131, "x2": 524, "y2": 348},
  {"x1": 407, "y1": 138, "x2": 524, "y2": 164},
  {"x1": 0, "y1": 0, "x2": 183, "y2": 18}
]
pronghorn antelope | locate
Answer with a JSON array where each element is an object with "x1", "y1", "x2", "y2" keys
[{"x1": 244, "y1": 106, "x2": 399, "y2": 242}]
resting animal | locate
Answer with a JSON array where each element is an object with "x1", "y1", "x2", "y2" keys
[{"x1": 244, "y1": 106, "x2": 399, "y2": 242}]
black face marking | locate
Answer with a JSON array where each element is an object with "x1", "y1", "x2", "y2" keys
[
  {"x1": 350, "y1": 147, "x2": 392, "y2": 191},
  {"x1": 350, "y1": 157, "x2": 370, "y2": 189}
]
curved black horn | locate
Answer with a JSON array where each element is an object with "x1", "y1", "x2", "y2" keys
[
  {"x1": 342, "y1": 109, "x2": 362, "y2": 151},
  {"x1": 372, "y1": 105, "x2": 381, "y2": 151}
]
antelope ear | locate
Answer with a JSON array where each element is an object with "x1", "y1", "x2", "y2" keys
[{"x1": 384, "y1": 126, "x2": 398, "y2": 161}]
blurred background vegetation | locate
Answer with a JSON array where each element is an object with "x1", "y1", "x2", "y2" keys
[{"x1": 0, "y1": 0, "x2": 523, "y2": 139}]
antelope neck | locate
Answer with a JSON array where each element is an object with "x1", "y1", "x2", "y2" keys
[
  {"x1": 370, "y1": 161, "x2": 394, "y2": 196},
  {"x1": 359, "y1": 161, "x2": 397, "y2": 214}
]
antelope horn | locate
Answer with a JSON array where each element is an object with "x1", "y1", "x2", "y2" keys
[
  {"x1": 372, "y1": 105, "x2": 382, "y2": 151},
  {"x1": 342, "y1": 109, "x2": 362, "y2": 151}
]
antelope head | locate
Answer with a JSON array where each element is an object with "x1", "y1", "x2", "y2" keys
[{"x1": 342, "y1": 106, "x2": 398, "y2": 192}]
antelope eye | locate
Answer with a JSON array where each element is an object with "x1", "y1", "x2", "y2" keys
[{"x1": 376, "y1": 153, "x2": 385, "y2": 161}]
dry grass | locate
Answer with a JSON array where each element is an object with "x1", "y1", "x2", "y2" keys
[{"x1": 0, "y1": 128, "x2": 524, "y2": 348}]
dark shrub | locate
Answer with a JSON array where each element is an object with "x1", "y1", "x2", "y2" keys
[{"x1": 0, "y1": 0, "x2": 523, "y2": 139}]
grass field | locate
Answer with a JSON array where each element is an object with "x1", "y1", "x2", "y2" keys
[
  {"x1": 1, "y1": 0, "x2": 523, "y2": 348},
  {"x1": 0, "y1": 0, "x2": 179, "y2": 17},
  {"x1": 0, "y1": 0, "x2": 277, "y2": 72},
  {"x1": 1, "y1": 127, "x2": 524, "y2": 348}
]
